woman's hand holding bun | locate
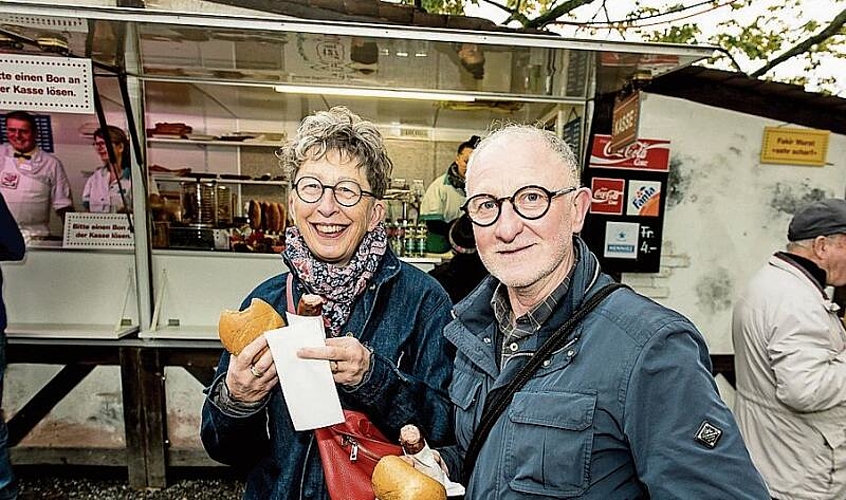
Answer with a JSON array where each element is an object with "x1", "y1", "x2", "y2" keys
[
  {"x1": 218, "y1": 297, "x2": 285, "y2": 402},
  {"x1": 225, "y1": 334, "x2": 278, "y2": 403}
]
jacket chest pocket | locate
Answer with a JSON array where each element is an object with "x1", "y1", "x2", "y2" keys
[
  {"x1": 504, "y1": 390, "x2": 596, "y2": 498},
  {"x1": 448, "y1": 367, "x2": 483, "y2": 448}
]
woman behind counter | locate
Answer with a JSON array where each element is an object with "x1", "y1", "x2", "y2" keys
[
  {"x1": 201, "y1": 107, "x2": 455, "y2": 500},
  {"x1": 83, "y1": 126, "x2": 132, "y2": 213}
]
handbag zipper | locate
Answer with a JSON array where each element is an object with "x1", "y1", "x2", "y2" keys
[{"x1": 341, "y1": 435, "x2": 382, "y2": 463}]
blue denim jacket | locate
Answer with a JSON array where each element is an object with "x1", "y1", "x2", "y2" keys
[
  {"x1": 440, "y1": 238, "x2": 769, "y2": 499},
  {"x1": 201, "y1": 250, "x2": 455, "y2": 500}
]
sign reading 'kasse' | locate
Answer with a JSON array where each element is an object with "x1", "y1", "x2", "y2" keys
[
  {"x1": 0, "y1": 54, "x2": 93, "y2": 113},
  {"x1": 609, "y1": 91, "x2": 640, "y2": 152},
  {"x1": 63, "y1": 213, "x2": 134, "y2": 249}
]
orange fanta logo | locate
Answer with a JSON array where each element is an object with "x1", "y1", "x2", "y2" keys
[{"x1": 631, "y1": 185, "x2": 660, "y2": 217}]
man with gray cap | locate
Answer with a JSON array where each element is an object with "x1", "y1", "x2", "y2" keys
[{"x1": 732, "y1": 198, "x2": 846, "y2": 500}]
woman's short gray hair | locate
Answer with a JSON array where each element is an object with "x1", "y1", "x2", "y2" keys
[
  {"x1": 277, "y1": 106, "x2": 393, "y2": 198},
  {"x1": 469, "y1": 124, "x2": 580, "y2": 185}
]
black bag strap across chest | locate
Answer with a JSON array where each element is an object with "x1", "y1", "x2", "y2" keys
[{"x1": 462, "y1": 282, "x2": 629, "y2": 483}]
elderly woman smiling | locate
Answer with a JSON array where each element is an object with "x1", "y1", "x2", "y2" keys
[{"x1": 201, "y1": 107, "x2": 455, "y2": 500}]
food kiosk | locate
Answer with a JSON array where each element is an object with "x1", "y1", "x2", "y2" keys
[{"x1": 0, "y1": 1, "x2": 713, "y2": 488}]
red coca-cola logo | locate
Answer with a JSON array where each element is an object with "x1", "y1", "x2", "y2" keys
[
  {"x1": 589, "y1": 135, "x2": 670, "y2": 172},
  {"x1": 593, "y1": 187, "x2": 622, "y2": 203},
  {"x1": 590, "y1": 178, "x2": 625, "y2": 215}
]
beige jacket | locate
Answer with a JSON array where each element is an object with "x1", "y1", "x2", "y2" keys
[{"x1": 733, "y1": 254, "x2": 846, "y2": 500}]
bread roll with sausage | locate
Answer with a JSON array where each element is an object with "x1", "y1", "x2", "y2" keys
[
  {"x1": 371, "y1": 455, "x2": 446, "y2": 500},
  {"x1": 296, "y1": 294, "x2": 324, "y2": 316},
  {"x1": 218, "y1": 298, "x2": 285, "y2": 355}
]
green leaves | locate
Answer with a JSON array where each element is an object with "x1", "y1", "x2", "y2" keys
[{"x1": 409, "y1": 0, "x2": 844, "y2": 95}]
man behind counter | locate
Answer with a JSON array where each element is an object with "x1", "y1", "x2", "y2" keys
[
  {"x1": 0, "y1": 111, "x2": 73, "y2": 239},
  {"x1": 419, "y1": 134, "x2": 480, "y2": 253}
]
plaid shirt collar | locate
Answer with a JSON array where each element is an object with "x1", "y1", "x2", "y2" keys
[{"x1": 491, "y1": 247, "x2": 580, "y2": 366}]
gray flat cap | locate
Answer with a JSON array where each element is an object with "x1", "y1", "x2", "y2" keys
[{"x1": 788, "y1": 198, "x2": 846, "y2": 241}]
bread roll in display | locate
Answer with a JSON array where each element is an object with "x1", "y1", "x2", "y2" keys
[
  {"x1": 371, "y1": 455, "x2": 446, "y2": 500},
  {"x1": 218, "y1": 298, "x2": 285, "y2": 355}
]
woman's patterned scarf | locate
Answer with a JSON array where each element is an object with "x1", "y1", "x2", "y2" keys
[
  {"x1": 283, "y1": 223, "x2": 387, "y2": 336},
  {"x1": 447, "y1": 162, "x2": 465, "y2": 193}
]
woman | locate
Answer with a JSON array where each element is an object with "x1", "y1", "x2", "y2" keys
[
  {"x1": 83, "y1": 126, "x2": 131, "y2": 213},
  {"x1": 201, "y1": 107, "x2": 454, "y2": 499}
]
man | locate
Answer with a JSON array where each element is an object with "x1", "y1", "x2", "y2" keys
[
  {"x1": 0, "y1": 111, "x2": 73, "y2": 238},
  {"x1": 419, "y1": 135, "x2": 479, "y2": 253},
  {"x1": 733, "y1": 198, "x2": 846, "y2": 500},
  {"x1": 0, "y1": 193, "x2": 24, "y2": 500},
  {"x1": 437, "y1": 124, "x2": 768, "y2": 499}
]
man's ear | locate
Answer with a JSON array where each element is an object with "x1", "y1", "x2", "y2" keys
[
  {"x1": 571, "y1": 188, "x2": 592, "y2": 233},
  {"x1": 813, "y1": 235, "x2": 830, "y2": 257},
  {"x1": 367, "y1": 200, "x2": 386, "y2": 231}
]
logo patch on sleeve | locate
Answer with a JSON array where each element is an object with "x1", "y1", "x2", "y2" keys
[{"x1": 694, "y1": 420, "x2": 722, "y2": 449}]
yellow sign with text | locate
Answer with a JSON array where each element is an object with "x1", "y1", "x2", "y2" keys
[{"x1": 761, "y1": 127, "x2": 829, "y2": 166}]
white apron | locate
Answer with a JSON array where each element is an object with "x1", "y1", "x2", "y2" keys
[{"x1": 0, "y1": 156, "x2": 51, "y2": 236}]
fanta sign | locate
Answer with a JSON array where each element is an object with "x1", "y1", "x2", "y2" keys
[
  {"x1": 591, "y1": 177, "x2": 625, "y2": 215},
  {"x1": 589, "y1": 134, "x2": 670, "y2": 172},
  {"x1": 626, "y1": 181, "x2": 661, "y2": 217}
]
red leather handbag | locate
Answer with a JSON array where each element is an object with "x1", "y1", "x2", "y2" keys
[{"x1": 315, "y1": 409, "x2": 403, "y2": 500}]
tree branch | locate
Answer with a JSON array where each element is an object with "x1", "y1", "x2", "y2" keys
[
  {"x1": 526, "y1": 0, "x2": 602, "y2": 30},
  {"x1": 479, "y1": 0, "x2": 516, "y2": 17},
  {"x1": 750, "y1": 7, "x2": 846, "y2": 78}
]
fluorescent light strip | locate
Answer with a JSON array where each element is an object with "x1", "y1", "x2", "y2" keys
[{"x1": 273, "y1": 85, "x2": 474, "y2": 102}]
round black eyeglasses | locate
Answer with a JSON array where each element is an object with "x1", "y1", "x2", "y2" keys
[
  {"x1": 462, "y1": 184, "x2": 578, "y2": 227},
  {"x1": 293, "y1": 176, "x2": 375, "y2": 207}
]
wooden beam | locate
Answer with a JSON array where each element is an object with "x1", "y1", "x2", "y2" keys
[
  {"x1": 120, "y1": 347, "x2": 168, "y2": 489},
  {"x1": 7, "y1": 364, "x2": 95, "y2": 446}
]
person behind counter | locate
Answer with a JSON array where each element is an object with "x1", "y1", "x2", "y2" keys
[
  {"x1": 0, "y1": 110, "x2": 74, "y2": 239},
  {"x1": 428, "y1": 213, "x2": 487, "y2": 304},
  {"x1": 0, "y1": 193, "x2": 25, "y2": 500},
  {"x1": 436, "y1": 124, "x2": 769, "y2": 499},
  {"x1": 83, "y1": 126, "x2": 132, "y2": 213},
  {"x1": 419, "y1": 134, "x2": 480, "y2": 253},
  {"x1": 200, "y1": 106, "x2": 455, "y2": 500}
]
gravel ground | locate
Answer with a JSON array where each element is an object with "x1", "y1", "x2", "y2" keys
[{"x1": 15, "y1": 467, "x2": 246, "y2": 500}]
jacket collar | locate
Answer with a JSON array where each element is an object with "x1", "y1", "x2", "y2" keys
[
  {"x1": 770, "y1": 253, "x2": 840, "y2": 313},
  {"x1": 447, "y1": 237, "x2": 605, "y2": 377}
]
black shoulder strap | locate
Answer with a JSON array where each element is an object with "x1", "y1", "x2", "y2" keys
[{"x1": 462, "y1": 282, "x2": 629, "y2": 484}]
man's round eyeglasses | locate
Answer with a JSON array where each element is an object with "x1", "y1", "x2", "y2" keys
[
  {"x1": 462, "y1": 184, "x2": 578, "y2": 227},
  {"x1": 293, "y1": 176, "x2": 375, "y2": 207}
]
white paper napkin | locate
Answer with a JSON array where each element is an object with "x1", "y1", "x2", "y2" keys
[{"x1": 264, "y1": 313, "x2": 344, "y2": 430}]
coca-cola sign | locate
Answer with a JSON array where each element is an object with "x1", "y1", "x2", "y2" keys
[
  {"x1": 590, "y1": 178, "x2": 625, "y2": 215},
  {"x1": 589, "y1": 134, "x2": 670, "y2": 172}
]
